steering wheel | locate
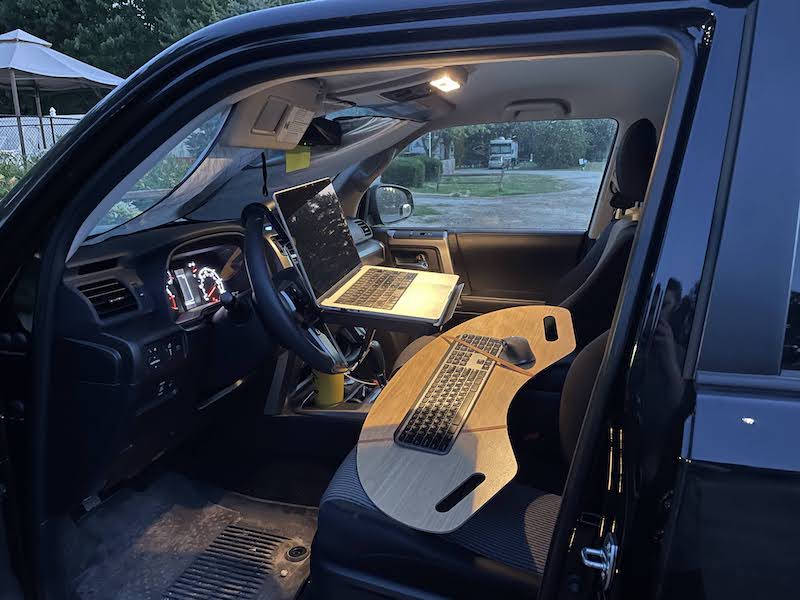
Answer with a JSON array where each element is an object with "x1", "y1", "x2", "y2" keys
[{"x1": 241, "y1": 203, "x2": 347, "y2": 374}]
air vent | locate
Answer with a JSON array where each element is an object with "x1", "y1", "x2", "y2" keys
[
  {"x1": 77, "y1": 279, "x2": 137, "y2": 318},
  {"x1": 354, "y1": 218, "x2": 373, "y2": 239}
]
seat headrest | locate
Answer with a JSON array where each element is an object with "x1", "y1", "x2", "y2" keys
[{"x1": 610, "y1": 119, "x2": 657, "y2": 210}]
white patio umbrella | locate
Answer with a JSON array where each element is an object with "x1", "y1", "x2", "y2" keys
[{"x1": 0, "y1": 29, "x2": 124, "y2": 159}]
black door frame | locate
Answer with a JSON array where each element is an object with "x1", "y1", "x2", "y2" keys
[{"x1": 555, "y1": 3, "x2": 754, "y2": 598}]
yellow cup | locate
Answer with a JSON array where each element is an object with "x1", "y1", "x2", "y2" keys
[{"x1": 312, "y1": 370, "x2": 345, "y2": 407}]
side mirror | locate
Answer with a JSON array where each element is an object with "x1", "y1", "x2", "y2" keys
[{"x1": 369, "y1": 184, "x2": 414, "y2": 225}]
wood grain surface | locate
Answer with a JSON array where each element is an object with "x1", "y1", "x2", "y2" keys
[{"x1": 357, "y1": 305, "x2": 575, "y2": 533}]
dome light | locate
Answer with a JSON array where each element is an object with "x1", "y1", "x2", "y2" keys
[{"x1": 430, "y1": 70, "x2": 465, "y2": 93}]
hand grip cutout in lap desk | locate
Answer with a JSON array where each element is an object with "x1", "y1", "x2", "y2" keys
[{"x1": 356, "y1": 306, "x2": 575, "y2": 533}]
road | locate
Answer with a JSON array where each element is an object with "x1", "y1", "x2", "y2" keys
[{"x1": 401, "y1": 169, "x2": 604, "y2": 230}]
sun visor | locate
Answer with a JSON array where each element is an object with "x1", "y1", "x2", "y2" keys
[{"x1": 220, "y1": 80, "x2": 325, "y2": 150}]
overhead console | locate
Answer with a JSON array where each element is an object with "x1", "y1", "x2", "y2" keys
[{"x1": 220, "y1": 80, "x2": 325, "y2": 149}]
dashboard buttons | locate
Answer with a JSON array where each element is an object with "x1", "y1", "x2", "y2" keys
[
  {"x1": 146, "y1": 344, "x2": 162, "y2": 370},
  {"x1": 145, "y1": 334, "x2": 185, "y2": 372},
  {"x1": 154, "y1": 377, "x2": 178, "y2": 400}
]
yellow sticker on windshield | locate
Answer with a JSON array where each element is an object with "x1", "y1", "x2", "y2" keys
[{"x1": 286, "y1": 146, "x2": 311, "y2": 172}]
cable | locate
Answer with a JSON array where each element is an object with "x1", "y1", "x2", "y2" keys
[
  {"x1": 345, "y1": 374, "x2": 380, "y2": 387},
  {"x1": 349, "y1": 329, "x2": 376, "y2": 371}
]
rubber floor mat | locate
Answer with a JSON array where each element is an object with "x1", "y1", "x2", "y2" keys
[
  {"x1": 73, "y1": 473, "x2": 316, "y2": 600},
  {"x1": 165, "y1": 524, "x2": 293, "y2": 599}
]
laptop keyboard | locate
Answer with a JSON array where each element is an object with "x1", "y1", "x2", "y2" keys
[
  {"x1": 336, "y1": 269, "x2": 418, "y2": 310},
  {"x1": 395, "y1": 334, "x2": 504, "y2": 454}
]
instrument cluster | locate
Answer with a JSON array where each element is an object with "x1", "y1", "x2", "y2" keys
[{"x1": 166, "y1": 243, "x2": 245, "y2": 316}]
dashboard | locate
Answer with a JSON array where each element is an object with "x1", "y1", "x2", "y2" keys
[
  {"x1": 47, "y1": 217, "x2": 381, "y2": 513},
  {"x1": 51, "y1": 224, "x2": 274, "y2": 512}
]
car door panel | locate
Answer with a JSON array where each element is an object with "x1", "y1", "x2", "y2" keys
[
  {"x1": 374, "y1": 227, "x2": 584, "y2": 317},
  {"x1": 453, "y1": 230, "x2": 583, "y2": 307},
  {"x1": 373, "y1": 229, "x2": 453, "y2": 274}
]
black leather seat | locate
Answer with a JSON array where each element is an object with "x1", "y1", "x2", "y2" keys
[
  {"x1": 392, "y1": 119, "x2": 657, "y2": 375},
  {"x1": 311, "y1": 332, "x2": 610, "y2": 599}
]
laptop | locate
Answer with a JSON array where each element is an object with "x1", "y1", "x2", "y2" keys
[{"x1": 271, "y1": 178, "x2": 461, "y2": 324}]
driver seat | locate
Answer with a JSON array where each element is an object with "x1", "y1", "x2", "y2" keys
[{"x1": 311, "y1": 331, "x2": 609, "y2": 599}]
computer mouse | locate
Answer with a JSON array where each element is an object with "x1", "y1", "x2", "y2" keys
[{"x1": 501, "y1": 336, "x2": 535, "y2": 367}]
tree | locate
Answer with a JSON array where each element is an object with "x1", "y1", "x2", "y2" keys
[
  {"x1": 64, "y1": 0, "x2": 164, "y2": 77},
  {"x1": 446, "y1": 124, "x2": 490, "y2": 166},
  {"x1": 0, "y1": 0, "x2": 83, "y2": 52},
  {"x1": 0, "y1": 0, "x2": 310, "y2": 80},
  {"x1": 528, "y1": 120, "x2": 588, "y2": 169},
  {"x1": 582, "y1": 119, "x2": 617, "y2": 162},
  {"x1": 221, "y1": 0, "x2": 306, "y2": 19},
  {"x1": 154, "y1": 0, "x2": 228, "y2": 48},
  {"x1": 435, "y1": 120, "x2": 615, "y2": 170}
]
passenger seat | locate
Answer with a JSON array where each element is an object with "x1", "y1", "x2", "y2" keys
[
  {"x1": 551, "y1": 118, "x2": 657, "y2": 348},
  {"x1": 392, "y1": 119, "x2": 657, "y2": 374},
  {"x1": 312, "y1": 331, "x2": 611, "y2": 599}
]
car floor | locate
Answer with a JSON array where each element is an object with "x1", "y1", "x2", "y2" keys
[
  {"x1": 67, "y1": 414, "x2": 358, "y2": 600},
  {"x1": 66, "y1": 395, "x2": 565, "y2": 600},
  {"x1": 70, "y1": 470, "x2": 317, "y2": 600}
]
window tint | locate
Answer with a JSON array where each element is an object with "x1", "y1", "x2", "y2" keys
[
  {"x1": 376, "y1": 119, "x2": 617, "y2": 231},
  {"x1": 92, "y1": 111, "x2": 226, "y2": 234}
]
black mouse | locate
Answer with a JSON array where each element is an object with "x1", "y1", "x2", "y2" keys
[{"x1": 500, "y1": 336, "x2": 535, "y2": 367}]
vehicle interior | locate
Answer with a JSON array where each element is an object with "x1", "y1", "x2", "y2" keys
[{"x1": 6, "y1": 47, "x2": 680, "y2": 599}]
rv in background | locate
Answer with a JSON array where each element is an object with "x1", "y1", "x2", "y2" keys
[{"x1": 488, "y1": 137, "x2": 518, "y2": 168}]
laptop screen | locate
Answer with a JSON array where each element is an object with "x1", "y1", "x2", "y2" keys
[{"x1": 273, "y1": 179, "x2": 362, "y2": 299}]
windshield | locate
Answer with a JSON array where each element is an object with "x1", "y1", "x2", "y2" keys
[
  {"x1": 91, "y1": 111, "x2": 226, "y2": 235},
  {"x1": 491, "y1": 143, "x2": 513, "y2": 154}
]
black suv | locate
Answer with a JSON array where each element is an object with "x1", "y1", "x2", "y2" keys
[{"x1": 0, "y1": 1, "x2": 797, "y2": 599}]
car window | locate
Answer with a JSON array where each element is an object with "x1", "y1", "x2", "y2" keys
[
  {"x1": 92, "y1": 111, "x2": 226, "y2": 234},
  {"x1": 375, "y1": 119, "x2": 617, "y2": 230}
]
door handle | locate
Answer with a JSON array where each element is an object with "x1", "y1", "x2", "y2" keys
[{"x1": 395, "y1": 253, "x2": 429, "y2": 270}]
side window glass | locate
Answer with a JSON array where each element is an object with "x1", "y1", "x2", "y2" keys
[
  {"x1": 92, "y1": 111, "x2": 226, "y2": 234},
  {"x1": 374, "y1": 119, "x2": 616, "y2": 230}
]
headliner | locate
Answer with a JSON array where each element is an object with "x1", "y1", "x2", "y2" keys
[{"x1": 319, "y1": 50, "x2": 677, "y2": 129}]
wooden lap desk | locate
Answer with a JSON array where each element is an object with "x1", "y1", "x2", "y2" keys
[{"x1": 357, "y1": 305, "x2": 575, "y2": 533}]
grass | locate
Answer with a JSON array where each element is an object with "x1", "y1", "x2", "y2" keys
[
  {"x1": 412, "y1": 205, "x2": 442, "y2": 216},
  {"x1": 410, "y1": 172, "x2": 577, "y2": 198},
  {"x1": 584, "y1": 161, "x2": 607, "y2": 172},
  {"x1": 516, "y1": 161, "x2": 607, "y2": 172}
]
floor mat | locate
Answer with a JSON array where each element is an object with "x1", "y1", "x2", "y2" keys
[
  {"x1": 236, "y1": 459, "x2": 337, "y2": 507},
  {"x1": 73, "y1": 473, "x2": 316, "y2": 600},
  {"x1": 164, "y1": 524, "x2": 299, "y2": 599}
]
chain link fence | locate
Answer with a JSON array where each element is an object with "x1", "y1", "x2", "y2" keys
[{"x1": 0, "y1": 114, "x2": 82, "y2": 159}]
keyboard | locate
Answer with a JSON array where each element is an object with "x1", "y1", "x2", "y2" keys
[
  {"x1": 336, "y1": 269, "x2": 417, "y2": 310},
  {"x1": 395, "y1": 334, "x2": 504, "y2": 454}
]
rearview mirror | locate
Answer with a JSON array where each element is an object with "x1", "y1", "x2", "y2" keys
[{"x1": 370, "y1": 184, "x2": 414, "y2": 225}]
